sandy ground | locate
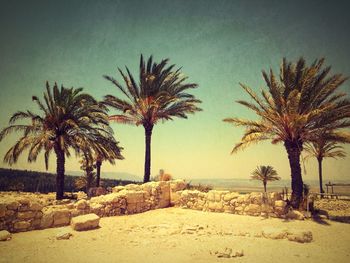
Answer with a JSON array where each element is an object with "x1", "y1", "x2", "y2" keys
[{"x1": 1, "y1": 207, "x2": 350, "y2": 263}]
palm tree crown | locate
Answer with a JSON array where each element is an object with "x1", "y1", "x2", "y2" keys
[
  {"x1": 104, "y1": 55, "x2": 202, "y2": 182},
  {"x1": 224, "y1": 58, "x2": 350, "y2": 207},
  {"x1": 0, "y1": 82, "x2": 110, "y2": 199},
  {"x1": 251, "y1": 165, "x2": 280, "y2": 192}
]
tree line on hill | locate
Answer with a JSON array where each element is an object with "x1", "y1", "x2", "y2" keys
[{"x1": 0, "y1": 168, "x2": 136, "y2": 193}]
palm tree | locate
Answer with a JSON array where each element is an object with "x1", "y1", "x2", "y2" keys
[
  {"x1": 92, "y1": 133, "x2": 124, "y2": 187},
  {"x1": 304, "y1": 129, "x2": 350, "y2": 194},
  {"x1": 251, "y1": 165, "x2": 280, "y2": 193},
  {"x1": 77, "y1": 153, "x2": 96, "y2": 193},
  {"x1": 0, "y1": 82, "x2": 109, "y2": 199},
  {"x1": 224, "y1": 58, "x2": 350, "y2": 208},
  {"x1": 103, "y1": 55, "x2": 202, "y2": 182}
]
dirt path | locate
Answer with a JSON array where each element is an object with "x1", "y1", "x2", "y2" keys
[{"x1": 1, "y1": 207, "x2": 349, "y2": 263}]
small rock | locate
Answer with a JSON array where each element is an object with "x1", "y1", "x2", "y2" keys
[
  {"x1": 0, "y1": 230, "x2": 12, "y2": 241},
  {"x1": 287, "y1": 231, "x2": 313, "y2": 243},
  {"x1": 71, "y1": 213, "x2": 100, "y2": 231},
  {"x1": 286, "y1": 210, "x2": 305, "y2": 220},
  {"x1": 56, "y1": 230, "x2": 73, "y2": 240},
  {"x1": 262, "y1": 227, "x2": 288, "y2": 239}
]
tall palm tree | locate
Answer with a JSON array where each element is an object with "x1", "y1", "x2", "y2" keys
[
  {"x1": 0, "y1": 82, "x2": 109, "y2": 199},
  {"x1": 251, "y1": 165, "x2": 280, "y2": 192},
  {"x1": 103, "y1": 55, "x2": 202, "y2": 182},
  {"x1": 224, "y1": 58, "x2": 350, "y2": 208},
  {"x1": 304, "y1": 130, "x2": 350, "y2": 194}
]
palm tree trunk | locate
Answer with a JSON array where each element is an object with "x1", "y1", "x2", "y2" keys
[
  {"x1": 96, "y1": 160, "x2": 102, "y2": 187},
  {"x1": 143, "y1": 124, "x2": 153, "y2": 183},
  {"x1": 284, "y1": 140, "x2": 303, "y2": 209},
  {"x1": 86, "y1": 171, "x2": 92, "y2": 194},
  {"x1": 54, "y1": 144, "x2": 65, "y2": 200},
  {"x1": 317, "y1": 157, "x2": 324, "y2": 195},
  {"x1": 263, "y1": 182, "x2": 267, "y2": 193}
]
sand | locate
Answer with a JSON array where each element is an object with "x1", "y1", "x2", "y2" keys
[{"x1": 1, "y1": 207, "x2": 349, "y2": 263}]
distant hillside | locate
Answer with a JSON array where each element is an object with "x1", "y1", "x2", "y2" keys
[
  {"x1": 0, "y1": 168, "x2": 139, "y2": 193},
  {"x1": 67, "y1": 170, "x2": 142, "y2": 182}
]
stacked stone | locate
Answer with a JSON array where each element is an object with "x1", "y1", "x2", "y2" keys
[
  {"x1": 0, "y1": 198, "x2": 43, "y2": 232},
  {"x1": 174, "y1": 190, "x2": 287, "y2": 218}
]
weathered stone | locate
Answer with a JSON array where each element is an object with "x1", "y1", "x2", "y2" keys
[
  {"x1": 287, "y1": 231, "x2": 313, "y2": 243},
  {"x1": 71, "y1": 213, "x2": 100, "y2": 231},
  {"x1": 5, "y1": 210, "x2": 15, "y2": 217},
  {"x1": 75, "y1": 200, "x2": 88, "y2": 210},
  {"x1": 244, "y1": 204, "x2": 261, "y2": 214},
  {"x1": 125, "y1": 191, "x2": 145, "y2": 204},
  {"x1": 18, "y1": 198, "x2": 30, "y2": 205},
  {"x1": 286, "y1": 210, "x2": 305, "y2": 220},
  {"x1": 262, "y1": 227, "x2": 289, "y2": 239},
  {"x1": 6, "y1": 201, "x2": 19, "y2": 210},
  {"x1": 17, "y1": 211, "x2": 36, "y2": 220},
  {"x1": 29, "y1": 202, "x2": 43, "y2": 211},
  {"x1": 53, "y1": 209, "x2": 71, "y2": 226},
  {"x1": 0, "y1": 230, "x2": 11, "y2": 241},
  {"x1": 274, "y1": 200, "x2": 286, "y2": 207},
  {"x1": 223, "y1": 192, "x2": 240, "y2": 202},
  {"x1": 112, "y1": 186, "x2": 125, "y2": 193},
  {"x1": 56, "y1": 229, "x2": 73, "y2": 240},
  {"x1": 169, "y1": 180, "x2": 187, "y2": 192},
  {"x1": 14, "y1": 221, "x2": 31, "y2": 231},
  {"x1": 40, "y1": 210, "x2": 54, "y2": 229}
]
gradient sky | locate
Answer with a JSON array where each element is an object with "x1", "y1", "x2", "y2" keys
[{"x1": 0, "y1": 0, "x2": 350, "y2": 182}]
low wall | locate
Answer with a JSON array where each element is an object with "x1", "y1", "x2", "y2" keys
[
  {"x1": 0, "y1": 180, "x2": 288, "y2": 233},
  {"x1": 172, "y1": 190, "x2": 287, "y2": 217}
]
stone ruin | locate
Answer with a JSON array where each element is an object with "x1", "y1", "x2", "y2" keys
[{"x1": 0, "y1": 179, "x2": 294, "y2": 233}]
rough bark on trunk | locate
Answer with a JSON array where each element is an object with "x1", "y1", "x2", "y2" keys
[
  {"x1": 263, "y1": 181, "x2": 267, "y2": 193},
  {"x1": 143, "y1": 124, "x2": 153, "y2": 183},
  {"x1": 96, "y1": 160, "x2": 102, "y2": 187},
  {"x1": 317, "y1": 157, "x2": 324, "y2": 195},
  {"x1": 284, "y1": 140, "x2": 304, "y2": 209},
  {"x1": 54, "y1": 144, "x2": 65, "y2": 200}
]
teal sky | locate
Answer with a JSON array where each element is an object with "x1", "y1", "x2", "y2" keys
[{"x1": 0, "y1": 0, "x2": 350, "y2": 181}]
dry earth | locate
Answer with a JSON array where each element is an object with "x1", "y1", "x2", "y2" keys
[{"x1": 1, "y1": 207, "x2": 349, "y2": 263}]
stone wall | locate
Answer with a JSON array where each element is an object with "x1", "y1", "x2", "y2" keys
[
  {"x1": 172, "y1": 190, "x2": 287, "y2": 218},
  {"x1": 0, "y1": 179, "x2": 288, "y2": 233}
]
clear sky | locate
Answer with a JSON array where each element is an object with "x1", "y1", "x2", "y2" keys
[{"x1": 0, "y1": 0, "x2": 350, "y2": 181}]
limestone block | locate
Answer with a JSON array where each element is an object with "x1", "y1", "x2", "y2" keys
[
  {"x1": 6, "y1": 201, "x2": 19, "y2": 210},
  {"x1": 53, "y1": 209, "x2": 71, "y2": 227},
  {"x1": 17, "y1": 211, "x2": 36, "y2": 220},
  {"x1": 112, "y1": 186, "x2": 125, "y2": 193},
  {"x1": 71, "y1": 213, "x2": 100, "y2": 231},
  {"x1": 14, "y1": 221, "x2": 31, "y2": 231},
  {"x1": 40, "y1": 209, "x2": 54, "y2": 229},
  {"x1": 262, "y1": 227, "x2": 289, "y2": 239},
  {"x1": 286, "y1": 210, "x2": 305, "y2": 220},
  {"x1": 125, "y1": 191, "x2": 145, "y2": 204},
  {"x1": 75, "y1": 200, "x2": 88, "y2": 210},
  {"x1": 29, "y1": 202, "x2": 43, "y2": 211},
  {"x1": 223, "y1": 192, "x2": 240, "y2": 202},
  {"x1": 0, "y1": 230, "x2": 11, "y2": 241},
  {"x1": 244, "y1": 204, "x2": 261, "y2": 214},
  {"x1": 287, "y1": 231, "x2": 312, "y2": 243},
  {"x1": 169, "y1": 180, "x2": 187, "y2": 192}
]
